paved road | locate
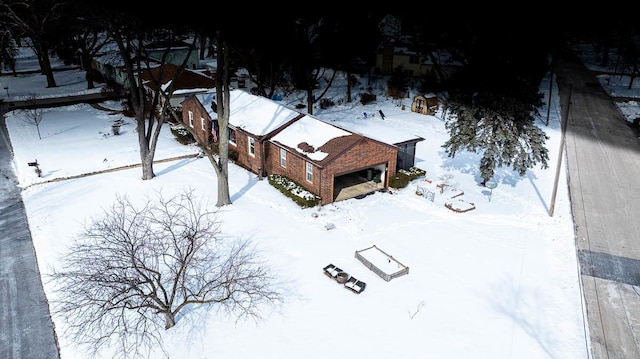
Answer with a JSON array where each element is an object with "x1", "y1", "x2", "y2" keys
[
  {"x1": 0, "y1": 111, "x2": 60, "y2": 359},
  {"x1": 557, "y1": 51, "x2": 640, "y2": 359}
]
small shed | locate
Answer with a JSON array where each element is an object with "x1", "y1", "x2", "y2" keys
[{"x1": 411, "y1": 93, "x2": 438, "y2": 115}]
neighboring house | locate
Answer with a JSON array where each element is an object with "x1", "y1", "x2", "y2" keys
[
  {"x1": 204, "y1": 61, "x2": 253, "y2": 89},
  {"x1": 140, "y1": 63, "x2": 216, "y2": 112},
  {"x1": 411, "y1": 93, "x2": 439, "y2": 116},
  {"x1": 374, "y1": 40, "x2": 462, "y2": 79},
  {"x1": 146, "y1": 40, "x2": 199, "y2": 70},
  {"x1": 181, "y1": 89, "x2": 422, "y2": 205},
  {"x1": 92, "y1": 51, "x2": 129, "y2": 88},
  {"x1": 93, "y1": 41, "x2": 202, "y2": 89}
]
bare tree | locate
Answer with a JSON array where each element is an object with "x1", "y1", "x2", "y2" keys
[
  {"x1": 303, "y1": 68, "x2": 337, "y2": 116},
  {"x1": 20, "y1": 93, "x2": 43, "y2": 139},
  {"x1": 98, "y1": 9, "x2": 198, "y2": 181},
  {"x1": 69, "y1": 21, "x2": 111, "y2": 90},
  {"x1": 0, "y1": 0, "x2": 65, "y2": 88},
  {"x1": 0, "y1": 27, "x2": 18, "y2": 76},
  {"x1": 291, "y1": 16, "x2": 339, "y2": 116},
  {"x1": 48, "y1": 188, "x2": 282, "y2": 358},
  {"x1": 177, "y1": 30, "x2": 234, "y2": 207}
]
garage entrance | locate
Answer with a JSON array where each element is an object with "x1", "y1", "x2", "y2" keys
[{"x1": 333, "y1": 165, "x2": 386, "y2": 202}]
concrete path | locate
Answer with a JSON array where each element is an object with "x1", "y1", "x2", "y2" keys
[
  {"x1": 557, "y1": 51, "x2": 640, "y2": 359},
  {"x1": 0, "y1": 112, "x2": 60, "y2": 358}
]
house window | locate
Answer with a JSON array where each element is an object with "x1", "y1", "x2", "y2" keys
[
  {"x1": 228, "y1": 128, "x2": 236, "y2": 145},
  {"x1": 248, "y1": 137, "x2": 255, "y2": 156},
  {"x1": 188, "y1": 111, "x2": 194, "y2": 128},
  {"x1": 305, "y1": 162, "x2": 313, "y2": 183},
  {"x1": 280, "y1": 148, "x2": 286, "y2": 168},
  {"x1": 201, "y1": 117, "x2": 206, "y2": 131}
]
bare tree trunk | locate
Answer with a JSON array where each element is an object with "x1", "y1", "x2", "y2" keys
[
  {"x1": 628, "y1": 64, "x2": 638, "y2": 90},
  {"x1": 137, "y1": 126, "x2": 155, "y2": 180},
  {"x1": 81, "y1": 50, "x2": 95, "y2": 89},
  {"x1": 214, "y1": 33, "x2": 232, "y2": 207},
  {"x1": 132, "y1": 82, "x2": 156, "y2": 180},
  {"x1": 36, "y1": 43, "x2": 57, "y2": 88},
  {"x1": 305, "y1": 69, "x2": 336, "y2": 115},
  {"x1": 199, "y1": 36, "x2": 207, "y2": 60},
  {"x1": 346, "y1": 69, "x2": 352, "y2": 103},
  {"x1": 216, "y1": 158, "x2": 231, "y2": 206},
  {"x1": 164, "y1": 312, "x2": 176, "y2": 330},
  {"x1": 306, "y1": 87, "x2": 314, "y2": 115}
]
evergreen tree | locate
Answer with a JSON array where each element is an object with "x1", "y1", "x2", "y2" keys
[
  {"x1": 440, "y1": 17, "x2": 552, "y2": 186},
  {"x1": 442, "y1": 91, "x2": 549, "y2": 185}
]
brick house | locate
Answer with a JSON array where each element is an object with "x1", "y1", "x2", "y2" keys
[
  {"x1": 140, "y1": 63, "x2": 216, "y2": 111},
  {"x1": 181, "y1": 89, "x2": 420, "y2": 205}
]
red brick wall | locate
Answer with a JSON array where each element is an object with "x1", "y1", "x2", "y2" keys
[
  {"x1": 181, "y1": 98, "x2": 212, "y2": 145},
  {"x1": 233, "y1": 131, "x2": 263, "y2": 174},
  {"x1": 182, "y1": 99, "x2": 266, "y2": 176},
  {"x1": 265, "y1": 139, "x2": 397, "y2": 205},
  {"x1": 265, "y1": 143, "x2": 321, "y2": 195}
]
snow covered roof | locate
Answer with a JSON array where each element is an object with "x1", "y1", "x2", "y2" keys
[
  {"x1": 345, "y1": 120, "x2": 423, "y2": 145},
  {"x1": 196, "y1": 90, "x2": 301, "y2": 136},
  {"x1": 194, "y1": 90, "x2": 367, "y2": 163},
  {"x1": 271, "y1": 115, "x2": 354, "y2": 162},
  {"x1": 193, "y1": 90, "x2": 422, "y2": 164}
]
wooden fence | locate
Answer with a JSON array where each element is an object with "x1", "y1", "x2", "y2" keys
[{"x1": 355, "y1": 244, "x2": 409, "y2": 282}]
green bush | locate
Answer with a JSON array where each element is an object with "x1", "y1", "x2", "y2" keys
[
  {"x1": 170, "y1": 124, "x2": 195, "y2": 145},
  {"x1": 267, "y1": 174, "x2": 321, "y2": 208},
  {"x1": 389, "y1": 167, "x2": 426, "y2": 189}
]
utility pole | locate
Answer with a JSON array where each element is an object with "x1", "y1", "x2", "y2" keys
[
  {"x1": 549, "y1": 84, "x2": 572, "y2": 217},
  {"x1": 545, "y1": 60, "x2": 554, "y2": 126}
]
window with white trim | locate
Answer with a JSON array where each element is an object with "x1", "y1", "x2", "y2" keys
[
  {"x1": 201, "y1": 117, "x2": 206, "y2": 131},
  {"x1": 280, "y1": 148, "x2": 286, "y2": 168},
  {"x1": 248, "y1": 137, "x2": 255, "y2": 156},
  {"x1": 188, "y1": 111, "x2": 194, "y2": 128},
  {"x1": 305, "y1": 162, "x2": 313, "y2": 183}
]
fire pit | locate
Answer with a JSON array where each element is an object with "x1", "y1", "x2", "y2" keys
[{"x1": 336, "y1": 271, "x2": 349, "y2": 284}]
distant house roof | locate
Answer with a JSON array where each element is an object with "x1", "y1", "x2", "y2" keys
[
  {"x1": 94, "y1": 51, "x2": 125, "y2": 67},
  {"x1": 140, "y1": 64, "x2": 215, "y2": 93},
  {"x1": 145, "y1": 40, "x2": 193, "y2": 50},
  {"x1": 422, "y1": 49, "x2": 463, "y2": 67}
]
